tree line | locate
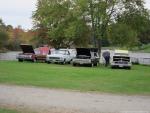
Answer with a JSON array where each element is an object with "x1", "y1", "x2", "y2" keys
[
  {"x1": 0, "y1": 19, "x2": 35, "y2": 51},
  {"x1": 32, "y1": 0, "x2": 150, "y2": 52},
  {"x1": 1, "y1": 0, "x2": 150, "y2": 52}
]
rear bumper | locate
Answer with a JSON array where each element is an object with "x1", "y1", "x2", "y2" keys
[{"x1": 72, "y1": 59, "x2": 92, "y2": 65}]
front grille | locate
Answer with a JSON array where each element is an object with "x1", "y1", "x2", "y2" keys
[
  {"x1": 49, "y1": 57, "x2": 60, "y2": 60},
  {"x1": 115, "y1": 61, "x2": 128, "y2": 64},
  {"x1": 113, "y1": 56, "x2": 130, "y2": 62},
  {"x1": 77, "y1": 55, "x2": 91, "y2": 59}
]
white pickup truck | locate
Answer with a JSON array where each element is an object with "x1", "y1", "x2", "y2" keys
[
  {"x1": 46, "y1": 49, "x2": 76, "y2": 64},
  {"x1": 110, "y1": 50, "x2": 132, "y2": 69}
]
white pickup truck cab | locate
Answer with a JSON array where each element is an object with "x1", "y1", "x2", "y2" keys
[
  {"x1": 46, "y1": 49, "x2": 76, "y2": 64},
  {"x1": 111, "y1": 50, "x2": 132, "y2": 69}
]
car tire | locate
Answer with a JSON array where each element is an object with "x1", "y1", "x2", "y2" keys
[
  {"x1": 32, "y1": 58, "x2": 36, "y2": 63},
  {"x1": 127, "y1": 67, "x2": 131, "y2": 70},
  {"x1": 47, "y1": 61, "x2": 51, "y2": 64},
  {"x1": 90, "y1": 63, "x2": 94, "y2": 67},
  {"x1": 73, "y1": 63, "x2": 76, "y2": 66},
  {"x1": 61, "y1": 59, "x2": 66, "y2": 65},
  {"x1": 94, "y1": 62, "x2": 99, "y2": 66},
  {"x1": 68, "y1": 59, "x2": 72, "y2": 64},
  {"x1": 111, "y1": 66, "x2": 114, "y2": 69},
  {"x1": 18, "y1": 59, "x2": 23, "y2": 62}
]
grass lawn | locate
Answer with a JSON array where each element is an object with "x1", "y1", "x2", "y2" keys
[
  {"x1": 0, "y1": 108, "x2": 19, "y2": 113},
  {"x1": 0, "y1": 61, "x2": 150, "y2": 95}
]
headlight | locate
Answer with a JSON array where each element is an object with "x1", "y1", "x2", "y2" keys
[{"x1": 60, "y1": 57, "x2": 64, "y2": 60}]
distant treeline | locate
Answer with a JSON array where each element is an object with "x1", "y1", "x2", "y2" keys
[{"x1": 0, "y1": 19, "x2": 35, "y2": 51}]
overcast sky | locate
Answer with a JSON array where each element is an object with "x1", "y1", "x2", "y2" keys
[{"x1": 0, "y1": 0, "x2": 150, "y2": 30}]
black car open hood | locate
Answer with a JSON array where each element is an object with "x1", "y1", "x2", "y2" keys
[
  {"x1": 20, "y1": 44, "x2": 35, "y2": 54},
  {"x1": 76, "y1": 48, "x2": 91, "y2": 56},
  {"x1": 76, "y1": 48, "x2": 98, "y2": 56}
]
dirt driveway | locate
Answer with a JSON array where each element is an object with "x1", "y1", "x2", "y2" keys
[{"x1": 0, "y1": 85, "x2": 150, "y2": 113}]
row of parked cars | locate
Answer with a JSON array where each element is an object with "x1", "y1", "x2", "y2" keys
[
  {"x1": 17, "y1": 44, "x2": 100, "y2": 67},
  {"x1": 17, "y1": 44, "x2": 132, "y2": 68}
]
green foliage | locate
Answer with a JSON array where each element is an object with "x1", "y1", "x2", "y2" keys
[
  {"x1": 0, "y1": 31, "x2": 8, "y2": 48},
  {"x1": 117, "y1": 6, "x2": 150, "y2": 45},
  {"x1": 108, "y1": 23, "x2": 138, "y2": 48},
  {"x1": 0, "y1": 61, "x2": 150, "y2": 94},
  {"x1": 32, "y1": 0, "x2": 150, "y2": 49},
  {"x1": 0, "y1": 18, "x2": 8, "y2": 49},
  {"x1": 33, "y1": 0, "x2": 90, "y2": 48}
]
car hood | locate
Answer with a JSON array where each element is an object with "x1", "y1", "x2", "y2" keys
[
  {"x1": 20, "y1": 44, "x2": 35, "y2": 54},
  {"x1": 47, "y1": 54, "x2": 64, "y2": 58}
]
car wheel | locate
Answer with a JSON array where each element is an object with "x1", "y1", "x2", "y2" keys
[
  {"x1": 73, "y1": 63, "x2": 76, "y2": 66},
  {"x1": 61, "y1": 59, "x2": 66, "y2": 65},
  {"x1": 32, "y1": 58, "x2": 36, "y2": 63},
  {"x1": 18, "y1": 59, "x2": 23, "y2": 62},
  {"x1": 111, "y1": 66, "x2": 114, "y2": 69},
  {"x1": 127, "y1": 67, "x2": 131, "y2": 70},
  {"x1": 94, "y1": 62, "x2": 99, "y2": 66},
  {"x1": 47, "y1": 61, "x2": 51, "y2": 64},
  {"x1": 90, "y1": 63, "x2": 94, "y2": 67},
  {"x1": 68, "y1": 59, "x2": 72, "y2": 64}
]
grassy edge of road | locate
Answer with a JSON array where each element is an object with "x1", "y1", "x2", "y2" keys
[
  {"x1": 0, "y1": 108, "x2": 20, "y2": 113},
  {"x1": 0, "y1": 61, "x2": 150, "y2": 95}
]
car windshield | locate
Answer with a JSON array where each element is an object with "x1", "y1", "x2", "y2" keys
[{"x1": 52, "y1": 50, "x2": 67, "y2": 55}]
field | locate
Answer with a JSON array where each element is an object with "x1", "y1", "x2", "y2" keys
[{"x1": 0, "y1": 61, "x2": 150, "y2": 95}]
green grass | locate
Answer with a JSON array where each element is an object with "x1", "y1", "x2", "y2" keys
[
  {"x1": 0, "y1": 108, "x2": 19, "y2": 113},
  {"x1": 0, "y1": 61, "x2": 150, "y2": 95}
]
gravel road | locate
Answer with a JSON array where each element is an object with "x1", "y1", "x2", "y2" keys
[{"x1": 0, "y1": 85, "x2": 150, "y2": 113}]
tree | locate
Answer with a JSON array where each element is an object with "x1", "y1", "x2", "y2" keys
[
  {"x1": 117, "y1": 6, "x2": 150, "y2": 45},
  {"x1": 33, "y1": 0, "x2": 91, "y2": 48},
  {"x1": 0, "y1": 18, "x2": 8, "y2": 49},
  {"x1": 108, "y1": 23, "x2": 137, "y2": 48},
  {"x1": 33, "y1": 0, "x2": 149, "y2": 50}
]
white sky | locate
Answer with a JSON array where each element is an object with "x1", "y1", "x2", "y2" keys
[{"x1": 0, "y1": 0, "x2": 150, "y2": 30}]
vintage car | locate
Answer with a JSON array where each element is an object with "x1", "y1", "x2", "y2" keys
[
  {"x1": 17, "y1": 44, "x2": 50, "y2": 62},
  {"x1": 35, "y1": 46, "x2": 50, "y2": 61},
  {"x1": 110, "y1": 50, "x2": 132, "y2": 69},
  {"x1": 72, "y1": 48, "x2": 99, "y2": 67},
  {"x1": 46, "y1": 49, "x2": 76, "y2": 64}
]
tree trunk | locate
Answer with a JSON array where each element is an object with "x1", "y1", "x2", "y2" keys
[{"x1": 97, "y1": 38, "x2": 101, "y2": 57}]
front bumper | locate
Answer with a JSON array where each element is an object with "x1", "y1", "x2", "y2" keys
[
  {"x1": 46, "y1": 57, "x2": 64, "y2": 63},
  {"x1": 72, "y1": 59, "x2": 92, "y2": 65},
  {"x1": 111, "y1": 62, "x2": 132, "y2": 68},
  {"x1": 17, "y1": 55, "x2": 33, "y2": 60}
]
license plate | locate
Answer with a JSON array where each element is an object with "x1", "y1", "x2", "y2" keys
[
  {"x1": 119, "y1": 65, "x2": 123, "y2": 67},
  {"x1": 80, "y1": 62, "x2": 83, "y2": 64},
  {"x1": 52, "y1": 60, "x2": 56, "y2": 62}
]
